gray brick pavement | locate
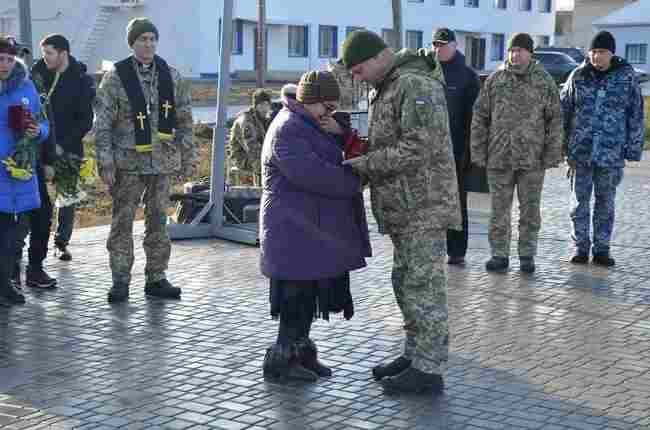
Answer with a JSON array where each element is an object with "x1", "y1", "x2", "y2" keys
[{"x1": 1, "y1": 166, "x2": 649, "y2": 429}]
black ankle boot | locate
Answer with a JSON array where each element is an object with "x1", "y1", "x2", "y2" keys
[
  {"x1": 107, "y1": 283, "x2": 129, "y2": 303},
  {"x1": 145, "y1": 279, "x2": 181, "y2": 299},
  {"x1": 486, "y1": 256, "x2": 509, "y2": 273},
  {"x1": 381, "y1": 367, "x2": 445, "y2": 394},
  {"x1": 372, "y1": 356, "x2": 412, "y2": 381},
  {"x1": 298, "y1": 339, "x2": 332, "y2": 377},
  {"x1": 263, "y1": 344, "x2": 318, "y2": 382}
]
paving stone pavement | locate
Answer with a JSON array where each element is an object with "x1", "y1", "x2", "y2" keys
[{"x1": 1, "y1": 164, "x2": 650, "y2": 430}]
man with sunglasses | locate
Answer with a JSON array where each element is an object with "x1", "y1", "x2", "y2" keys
[{"x1": 341, "y1": 30, "x2": 460, "y2": 394}]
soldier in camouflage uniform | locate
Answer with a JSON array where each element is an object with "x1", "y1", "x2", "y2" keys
[
  {"x1": 94, "y1": 18, "x2": 197, "y2": 303},
  {"x1": 328, "y1": 58, "x2": 367, "y2": 110},
  {"x1": 471, "y1": 33, "x2": 563, "y2": 274},
  {"x1": 228, "y1": 89, "x2": 271, "y2": 186},
  {"x1": 341, "y1": 30, "x2": 460, "y2": 394},
  {"x1": 561, "y1": 31, "x2": 644, "y2": 267}
]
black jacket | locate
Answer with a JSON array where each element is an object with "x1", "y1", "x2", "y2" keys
[
  {"x1": 31, "y1": 56, "x2": 95, "y2": 158},
  {"x1": 439, "y1": 51, "x2": 480, "y2": 168}
]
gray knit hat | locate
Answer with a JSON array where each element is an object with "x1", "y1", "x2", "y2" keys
[
  {"x1": 126, "y1": 18, "x2": 159, "y2": 46},
  {"x1": 297, "y1": 71, "x2": 340, "y2": 104}
]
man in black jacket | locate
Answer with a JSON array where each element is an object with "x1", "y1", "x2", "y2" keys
[
  {"x1": 15, "y1": 34, "x2": 94, "y2": 288},
  {"x1": 431, "y1": 28, "x2": 480, "y2": 265}
]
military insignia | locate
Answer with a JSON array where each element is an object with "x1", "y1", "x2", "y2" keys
[{"x1": 415, "y1": 96, "x2": 432, "y2": 105}]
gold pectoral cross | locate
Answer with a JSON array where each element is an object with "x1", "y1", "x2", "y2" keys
[
  {"x1": 136, "y1": 112, "x2": 147, "y2": 130},
  {"x1": 162, "y1": 100, "x2": 173, "y2": 119}
]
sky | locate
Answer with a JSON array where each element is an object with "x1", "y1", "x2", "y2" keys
[{"x1": 557, "y1": 0, "x2": 574, "y2": 10}]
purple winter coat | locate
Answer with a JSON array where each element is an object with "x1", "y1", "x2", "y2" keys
[{"x1": 259, "y1": 97, "x2": 371, "y2": 281}]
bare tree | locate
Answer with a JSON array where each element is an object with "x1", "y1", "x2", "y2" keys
[
  {"x1": 391, "y1": 0, "x2": 403, "y2": 50},
  {"x1": 256, "y1": 0, "x2": 266, "y2": 87}
]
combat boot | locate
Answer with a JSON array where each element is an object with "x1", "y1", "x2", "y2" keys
[
  {"x1": 593, "y1": 254, "x2": 615, "y2": 267},
  {"x1": 145, "y1": 279, "x2": 181, "y2": 299},
  {"x1": 381, "y1": 367, "x2": 444, "y2": 394},
  {"x1": 570, "y1": 253, "x2": 589, "y2": 264},
  {"x1": 298, "y1": 339, "x2": 332, "y2": 377},
  {"x1": 107, "y1": 283, "x2": 129, "y2": 303},
  {"x1": 485, "y1": 256, "x2": 509, "y2": 273},
  {"x1": 372, "y1": 356, "x2": 412, "y2": 381},
  {"x1": 263, "y1": 344, "x2": 318, "y2": 382},
  {"x1": 519, "y1": 256, "x2": 535, "y2": 273}
]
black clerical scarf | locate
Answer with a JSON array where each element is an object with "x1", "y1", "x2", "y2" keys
[{"x1": 114, "y1": 55, "x2": 176, "y2": 153}]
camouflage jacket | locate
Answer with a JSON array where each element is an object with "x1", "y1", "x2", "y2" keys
[
  {"x1": 471, "y1": 60, "x2": 564, "y2": 170},
  {"x1": 560, "y1": 57, "x2": 644, "y2": 167},
  {"x1": 94, "y1": 56, "x2": 195, "y2": 175},
  {"x1": 349, "y1": 49, "x2": 461, "y2": 235},
  {"x1": 328, "y1": 59, "x2": 368, "y2": 110},
  {"x1": 228, "y1": 107, "x2": 267, "y2": 173}
]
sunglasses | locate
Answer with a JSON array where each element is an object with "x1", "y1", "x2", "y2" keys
[{"x1": 432, "y1": 41, "x2": 448, "y2": 48}]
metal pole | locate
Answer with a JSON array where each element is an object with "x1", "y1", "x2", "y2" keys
[
  {"x1": 18, "y1": 0, "x2": 33, "y2": 65},
  {"x1": 256, "y1": 0, "x2": 266, "y2": 88},
  {"x1": 391, "y1": 0, "x2": 403, "y2": 50}
]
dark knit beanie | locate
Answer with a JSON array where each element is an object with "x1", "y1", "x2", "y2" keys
[
  {"x1": 0, "y1": 36, "x2": 18, "y2": 55},
  {"x1": 126, "y1": 18, "x2": 159, "y2": 46},
  {"x1": 507, "y1": 33, "x2": 534, "y2": 53},
  {"x1": 297, "y1": 71, "x2": 340, "y2": 104},
  {"x1": 590, "y1": 31, "x2": 616, "y2": 53},
  {"x1": 252, "y1": 89, "x2": 272, "y2": 106},
  {"x1": 341, "y1": 30, "x2": 388, "y2": 69}
]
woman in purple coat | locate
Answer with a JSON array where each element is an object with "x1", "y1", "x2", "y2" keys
[{"x1": 260, "y1": 71, "x2": 371, "y2": 382}]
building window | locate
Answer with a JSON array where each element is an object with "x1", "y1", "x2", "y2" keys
[
  {"x1": 382, "y1": 28, "x2": 398, "y2": 49},
  {"x1": 539, "y1": 0, "x2": 551, "y2": 12},
  {"x1": 319, "y1": 25, "x2": 338, "y2": 58},
  {"x1": 406, "y1": 30, "x2": 423, "y2": 50},
  {"x1": 232, "y1": 19, "x2": 243, "y2": 55},
  {"x1": 491, "y1": 34, "x2": 505, "y2": 60},
  {"x1": 495, "y1": 0, "x2": 507, "y2": 8},
  {"x1": 465, "y1": 0, "x2": 479, "y2": 7},
  {"x1": 346, "y1": 26, "x2": 364, "y2": 36},
  {"x1": 408, "y1": 0, "x2": 424, "y2": 2},
  {"x1": 536, "y1": 35, "x2": 550, "y2": 47},
  {"x1": 519, "y1": 0, "x2": 532, "y2": 10},
  {"x1": 288, "y1": 25, "x2": 309, "y2": 57},
  {"x1": 626, "y1": 44, "x2": 648, "y2": 64},
  {"x1": 441, "y1": 0, "x2": 456, "y2": 4}
]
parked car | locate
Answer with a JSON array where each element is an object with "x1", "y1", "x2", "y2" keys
[
  {"x1": 633, "y1": 68, "x2": 649, "y2": 83},
  {"x1": 532, "y1": 51, "x2": 579, "y2": 86},
  {"x1": 535, "y1": 46, "x2": 586, "y2": 63}
]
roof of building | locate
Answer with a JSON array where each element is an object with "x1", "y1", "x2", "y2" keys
[{"x1": 593, "y1": 0, "x2": 650, "y2": 26}]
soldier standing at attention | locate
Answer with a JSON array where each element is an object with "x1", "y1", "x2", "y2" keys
[
  {"x1": 471, "y1": 33, "x2": 563, "y2": 274},
  {"x1": 94, "y1": 18, "x2": 197, "y2": 303},
  {"x1": 341, "y1": 30, "x2": 460, "y2": 394}
]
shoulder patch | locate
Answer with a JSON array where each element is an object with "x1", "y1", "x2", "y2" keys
[{"x1": 415, "y1": 96, "x2": 433, "y2": 105}]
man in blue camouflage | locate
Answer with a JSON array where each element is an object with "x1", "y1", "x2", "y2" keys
[{"x1": 561, "y1": 31, "x2": 645, "y2": 266}]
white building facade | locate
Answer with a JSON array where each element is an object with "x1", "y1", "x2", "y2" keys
[
  {"x1": 594, "y1": 0, "x2": 650, "y2": 73},
  {"x1": 2, "y1": 0, "x2": 556, "y2": 78}
]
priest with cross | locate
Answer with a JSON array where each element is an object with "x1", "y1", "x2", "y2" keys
[{"x1": 94, "y1": 18, "x2": 198, "y2": 303}]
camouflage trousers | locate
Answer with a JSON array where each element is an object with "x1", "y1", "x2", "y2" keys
[
  {"x1": 107, "y1": 172, "x2": 171, "y2": 286},
  {"x1": 390, "y1": 229, "x2": 448, "y2": 375},
  {"x1": 570, "y1": 165, "x2": 623, "y2": 256},
  {"x1": 487, "y1": 169, "x2": 545, "y2": 258}
]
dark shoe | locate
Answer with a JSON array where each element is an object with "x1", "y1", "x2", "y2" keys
[
  {"x1": 11, "y1": 263, "x2": 21, "y2": 289},
  {"x1": 263, "y1": 345, "x2": 318, "y2": 382},
  {"x1": 447, "y1": 256, "x2": 465, "y2": 265},
  {"x1": 298, "y1": 339, "x2": 332, "y2": 377},
  {"x1": 519, "y1": 256, "x2": 535, "y2": 273},
  {"x1": 372, "y1": 356, "x2": 412, "y2": 381},
  {"x1": 55, "y1": 243, "x2": 72, "y2": 262},
  {"x1": 0, "y1": 284, "x2": 26, "y2": 305},
  {"x1": 145, "y1": 279, "x2": 181, "y2": 299},
  {"x1": 570, "y1": 254, "x2": 589, "y2": 264},
  {"x1": 485, "y1": 257, "x2": 509, "y2": 273},
  {"x1": 593, "y1": 254, "x2": 615, "y2": 267},
  {"x1": 26, "y1": 268, "x2": 57, "y2": 289},
  {"x1": 107, "y1": 283, "x2": 129, "y2": 303},
  {"x1": 381, "y1": 367, "x2": 444, "y2": 394}
]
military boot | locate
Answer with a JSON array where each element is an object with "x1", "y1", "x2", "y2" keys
[
  {"x1": 145, "y1": 279, "x2": 181, "y2": 299},
  {"x1": 570, "y1": 253, "x2": 589, "y2": 264},
  {"x1": 519, "y1": 256, "x2": 535, "y2": 273},
  {"x1": 107, "y1": 283, "x2": 129, "y2": 303},
  {"x1": 593, "y1": 254, "x2": 615, "y2": 267},
  {"x1": 381, "y1": 367, "x2": 445, "y2": 394},
  {"x1": 298, "y1": 339, "x2": 332, "y2": 377},
  {"x1": 485, "y1": 256, "x2": 509, "y2": 273},
  {"x1": 372, "y1": 356, "x2": 412, "y2": 381},
  {"x1": 262, "y1": 344, "x2": 318, "y2": 382}
]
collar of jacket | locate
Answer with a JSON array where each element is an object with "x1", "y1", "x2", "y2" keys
[
  {"x1": 575, "y1": 56, "x2": 630, "y2": 81},
  {"x1": 502, "y1": 59, "x2": 537, "y2": 76},
  {"x1": 0, "y1": 59, "x2": 28, "y2": 96}
]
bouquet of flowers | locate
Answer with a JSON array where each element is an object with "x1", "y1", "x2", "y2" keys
[
  {"x1": 53, "y1": 146, "x2": 88, "y2": 208},
  {"x1": 2, "y1": 98, "x2": 42, "y2": 181}
]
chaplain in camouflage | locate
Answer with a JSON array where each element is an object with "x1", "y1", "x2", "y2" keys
[
  {"x1": 561, "y1": 31, "x2": 645, "y2": 267},
  {"x1": 94, "y1": 18, "x2": 197, "y2": 303},
  {"x1": 227, "y1": 89, "x2": 271, "y2": 186},
  {"x1": 341, "y1": 30, "x2": 460, "y2": 394},
  {"x1": 471, "y1": 33, "x2": 563, "y2": 274}
]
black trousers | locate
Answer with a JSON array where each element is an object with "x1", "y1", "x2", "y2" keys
[
  {"x1": 447, "y1": 164, "x2": 469, "y2": 258},
  {"x1": 274, "y1": 281, "x2": 315, "y2": 347},
  {"x1": 0, "y1": 213, "x2": 19, "y2": 293},
  {"x1": 16, "y1": 172, "x2": 53, "y2": 270}
]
